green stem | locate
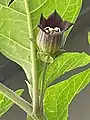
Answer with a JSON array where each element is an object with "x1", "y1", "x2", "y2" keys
[
  {"x1": 24, "y1": 0, "x2": 39, "y2": 113},
  {"x1": 0, "y1": 83, "x2": 33, "y2": 117},
  {"x1": 27, "y1": 115, "x2": 35, "y2": 120},
  {"x1": 40, "y1": 62, "x2": 48, "y2": 112}
]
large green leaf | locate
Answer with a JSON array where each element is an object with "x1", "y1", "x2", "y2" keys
[
  {"x1": 0, "y1": 0, "x2": 31, "y2": 81},
  {"x1": 44, "y1": 69, "x2": 90, "y2": 120},
  {"x1": 43, "y1": 53, "x2": 90, "y2": 90},
  {"x1": 0, "y1": 0, "x2": 82, "y2": 81},
  {"x1": 0, "y1": 89, "x2": 23, "y2": 117}
]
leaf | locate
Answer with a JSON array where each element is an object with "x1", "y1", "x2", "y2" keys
[
  {"x1": 88, "y1": 32, "x2": 90, "y2": 44},
  {"x1": 0, "y1": 0, "x2": 82, "y2": 81},
  {"x1": 0, "y1": 0, "x2": 31, "y2": 81},
  {"x1": 0, "y1": 0, "x2": 10, "y2": 6},
  {"x1": 25, "y1": 80, "x2": 33, "y2": 99},
  {"x1": 44, "y1": 53, "x2": 90, "y2": 90},
  {"x1": 0, "y1": 89, "x2": 24, "y2": 117},
  {"x1": 44, "y1": 69, "x2": 90, "y2": 120}
]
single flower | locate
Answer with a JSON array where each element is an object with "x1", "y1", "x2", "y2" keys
[{"x1": 37, "y1": 10, "x2": 73, "y2": 60}]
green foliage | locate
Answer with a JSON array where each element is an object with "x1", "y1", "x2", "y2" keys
[
  {"x1": 0, "y1": 0, "x2": 82, "y2": 81},
  {"x1": 0, "y1": 0, "x2": 31, "y2": 81},
  {"x1": 44, "y1": 69, "x2": 90, "y2": 120},
  {"x1": 43, "y1": 53, "x2": 90, "y2": 90},
  {"x1": 0, "y1": 89, "x2": 24, "y2": 117},
  {"x1": 1, "y1": 0, "x2": 89, "y2": 120},
  {"x1": 88, "y1": 32, "x2": 90, "y2": 44}
]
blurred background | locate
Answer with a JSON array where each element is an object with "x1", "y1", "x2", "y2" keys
[{"x1": 0, "y1": 0, "x2": 90, "y2": 120}]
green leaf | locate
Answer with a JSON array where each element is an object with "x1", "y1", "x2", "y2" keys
[
  {"x1": 0, "y1": 0, "x2": 31, "y2": 81},
  {"x1": 44, "y1": 69, "x2": 90, "y2": 120},
  {"x1": 0, "y1": 89, "x2": 24, "y2": 117},
  {"x1": 0, "y1": 0, "x2": 82, "y2": 81},
  {"x1": 25, "y1": 80, "x2": 33, "y2": 100},
  {"x1": 44, "y1": 53, "x2": 90, "y2": 90},
  {"x1": 0, "y1": 0, "x2": 10, "y2": 6},
  {"x1": 88, "y1": 32, "x2": 90, "y2": 44}
]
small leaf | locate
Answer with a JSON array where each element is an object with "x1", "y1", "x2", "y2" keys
[
  {"x1": 43, "y1": 53, "x2": 90, "y2": 90},
  {"x1": 44, "y1": 69, "x2": 90, "y2": 120},
  {"x1": 25, "y1": 80, "x2": 33, "y2": 100},
  {"x1": 88, "y1": 32, "x2": 90, "y2": 44},
  {"x1": 0, "y1": 89, "x2": 24, "y2": 117}
]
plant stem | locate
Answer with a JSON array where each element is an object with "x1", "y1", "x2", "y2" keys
[
  {"x1": 0, "y1": 83, "x2": 33, "y2": 117},
  {"x1": 24, "y1": 0, "x2": 39, "y2": 114},
  {"x1": 27, "y1": 115, "x2": 35, "y2": 120},
  {"x1": 40, "y1": 62, "x2": 48, "y2": 112}
]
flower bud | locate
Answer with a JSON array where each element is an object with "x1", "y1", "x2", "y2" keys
[{"x1": 37, "y1": 27, "x2": 63, "y2": 56}]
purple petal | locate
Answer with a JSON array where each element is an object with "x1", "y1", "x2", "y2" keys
[
  {"x1": 61, "y1": 21, "x2": 73, "y2": 31},
  {"x1": 39, "y1": 13, "x2": 47, "y2": 28},
  {"x1": 46, "y1": 10, "x2": 63, "y2": 28}
]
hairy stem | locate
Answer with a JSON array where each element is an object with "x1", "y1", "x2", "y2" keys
[
  {"x1": 0, "y1": 83, "x2": 33, "y2": 117},
  {"x1": 40, "y1": 62, "x2": 48, "y2": 112},
  {"x1": 24, "y1": 0, "x2": 39, "y2": 113}
]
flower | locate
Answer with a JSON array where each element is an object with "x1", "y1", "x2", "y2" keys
[{"x1": 37, "y1": 10, "x2": 73, "y2": 57}]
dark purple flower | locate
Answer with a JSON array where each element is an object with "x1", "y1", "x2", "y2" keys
[
  {"x1": 37, "y1": 10, "x2": 73, "y2": 57},
  {"x1": 38, "y1": 10, "x2": 73, "y2": 33}
]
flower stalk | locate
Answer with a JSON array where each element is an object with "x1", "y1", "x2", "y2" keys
[{"x1": 40, "y1": 61, "x2": 48, "y2": 112}]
